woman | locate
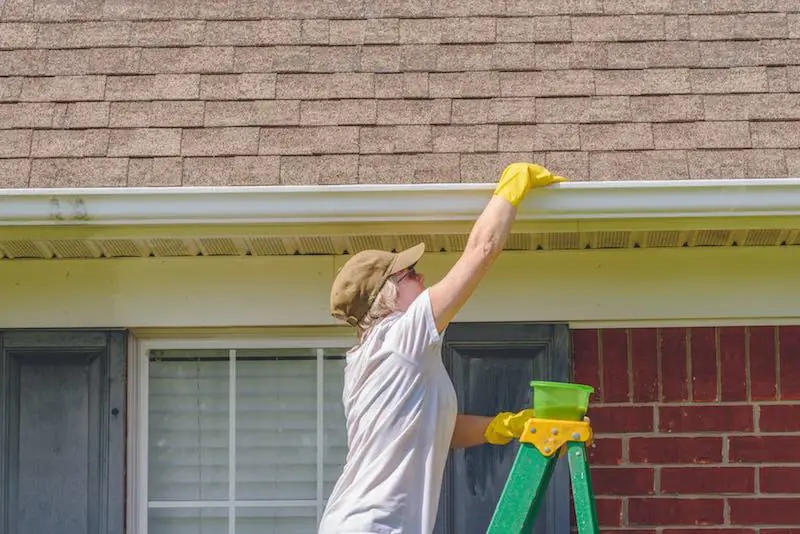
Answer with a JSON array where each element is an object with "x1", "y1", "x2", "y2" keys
[{"x1": 319, "y1": 163, "x2": 565, "y2": 534}]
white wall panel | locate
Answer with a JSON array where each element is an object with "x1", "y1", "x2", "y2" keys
[{"x1": 1, "y1": 247, "x2": 798, "y2": 328}]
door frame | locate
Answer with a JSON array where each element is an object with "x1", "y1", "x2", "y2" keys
[{"x1": 0, "y1": 330, "x2": 126, "y2": 534}]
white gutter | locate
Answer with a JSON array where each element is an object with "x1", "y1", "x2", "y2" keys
[{"x1": 1, "y1": 178, "x2": 800, "y2": 227}]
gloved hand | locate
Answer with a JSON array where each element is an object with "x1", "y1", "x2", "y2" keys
[
  {"x1": 484, "y1": 408, "x2": 535, "y2": 445},
  {"x1": 493, "y1": 162, "x2": 566, "y2": 206}
]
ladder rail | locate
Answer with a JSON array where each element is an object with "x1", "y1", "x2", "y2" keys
[
  {"x1": 486, "y1": 443, "x2": 556, "y2": 534},
  {"x1": 568, "y1": 442, "x2": 600, "y2": 534}
]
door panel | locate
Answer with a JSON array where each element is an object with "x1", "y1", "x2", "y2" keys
[
  {"x1": 19, "y1": 359, "x2": 93, "y2": 533},
  {"x1": 0, "y1": 331, "x2": 125, "y2": 534},
  {"x1": 435, "y1": 323, "x2": 571, "y2": 534}
]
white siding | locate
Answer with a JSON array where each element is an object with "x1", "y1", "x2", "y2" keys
[{"x1": 1, "y1": 247, "x2": 799, "y2": 328}]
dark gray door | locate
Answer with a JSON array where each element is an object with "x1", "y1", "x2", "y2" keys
[
  {"x1": 0, "y1": 331, "x2": 126, "y2": 534},
  {"x1": 434, "y1": 323, "x2": 571, "y2": 534}
]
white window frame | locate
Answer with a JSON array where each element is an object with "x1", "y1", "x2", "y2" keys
[{"x1": 127, "y1": 334, "x2": 354, "y2": 534}]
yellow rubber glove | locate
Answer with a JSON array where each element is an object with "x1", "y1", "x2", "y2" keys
[
  {"x1": 484, "y1": 408, "x2": 535, "y2": 445},
  {"x1": 493, "y1": 162, "x2": 566, "y2": 206}
]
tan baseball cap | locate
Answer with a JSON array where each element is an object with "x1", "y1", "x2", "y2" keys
[{"x1": 330, "y1": 242, "x2": 425, "y2": 326}]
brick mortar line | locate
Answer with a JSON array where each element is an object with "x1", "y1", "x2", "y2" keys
[
  {"x1": 622, "y1": 496, "x2": 629, "y2": 527},
  {"x1": 653, "y1": 404, "x2": 660, "y2": 434},
  {"x1": 592, "y1": 401, "x2": 800, "y2": 407},
  {"x1": 723, "y1": 435, "x2": 730, "y2": 462},
  {"x1": 755, "y1": 464, "x2": 761, "y2": 494},
  {"x1": 754, "y1": 404, "x2": 761, "y2": 433},
  {"x1": 597, "y1": 467, "x2": 800, "y2": 473},
  {"x1": 596, "y1": 431, "x2": 800, "y2": 436},
  {"x1": 604, "y1": 529, "x2": 799, "y2": 533},
  {"x1": 599, "y1": 494, "x2": 800, "y2": 498},
  {"x1": 618, "y1": 526, "x2": 800, "y2": 531},
  {"x1": 594, "y1": 463, "x2": 800, "y2": 468},
  {"x1": 654, "y1": 465, "x2": 661, "y2": 493}
]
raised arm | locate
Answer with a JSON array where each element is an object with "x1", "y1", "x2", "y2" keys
[{"x1": 428, "y1": 163, "x2": 565, "y2": 333}]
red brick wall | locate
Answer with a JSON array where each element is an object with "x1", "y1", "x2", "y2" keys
[{"x1": 572, "y1": 325, "x2": 800, "y2": 533}]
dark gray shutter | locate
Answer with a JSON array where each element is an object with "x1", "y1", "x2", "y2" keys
[
  {"x1": 0, "y1": 330, "x2": 126, "y2": 534},
  {"x1": 434, "y1": 323, "x2": 571, "y2": 534}
]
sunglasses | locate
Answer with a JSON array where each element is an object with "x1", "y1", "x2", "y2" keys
[{"x1": 394, "y1": 266, "x2": 417, "y2": 283}]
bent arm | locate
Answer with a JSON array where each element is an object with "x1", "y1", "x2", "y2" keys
[{"x1": 450, "y1": 414, "x2": 493, "y2": 449}]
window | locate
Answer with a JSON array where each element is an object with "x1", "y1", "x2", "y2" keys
[
  {"x1": 133, "y1": 341, "x2": 350, "y2": 534},
  {"x1": 132, "y1": 324, "x2": 571, "y2": 534}
]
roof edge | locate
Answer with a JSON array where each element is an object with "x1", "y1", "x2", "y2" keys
[{"x1": 2, "y1": 178, "x2": 800, "y2": 227}]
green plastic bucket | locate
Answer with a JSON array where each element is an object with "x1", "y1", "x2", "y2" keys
[{"x1": 530, "y1": 380, "x2": 595, "y2": 421}]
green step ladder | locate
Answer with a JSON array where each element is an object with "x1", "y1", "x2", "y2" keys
[{"x1": 487, "y1": 381, "x2": 599, "y2": 534}]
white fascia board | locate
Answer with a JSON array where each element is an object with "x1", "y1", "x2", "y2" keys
[{"x1": 2, "y1": 178, "x2": 800, "y2": 227}]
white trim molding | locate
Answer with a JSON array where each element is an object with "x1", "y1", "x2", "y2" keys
[{"x1": 3, "y1": 178, "x2": 800, "y2": 227}]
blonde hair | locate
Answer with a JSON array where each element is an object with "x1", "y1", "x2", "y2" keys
[{"x1": 355, "y1": 278, "x2": 398, "y2": 342}]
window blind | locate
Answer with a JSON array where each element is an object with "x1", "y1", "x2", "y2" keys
[
  {"x1": 149, "y1": 350, "x2": 230, "y2": 501},
  {"x1": 236, "y1": 350, "x2": 318, "y2": 501},
  {"x1": 147, "y1": 347, "x2": 348, "y2": 533}
]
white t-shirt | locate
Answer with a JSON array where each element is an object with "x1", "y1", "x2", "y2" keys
[{"x1": 318, "y1": 289, "x2": 458, "y2": 534}]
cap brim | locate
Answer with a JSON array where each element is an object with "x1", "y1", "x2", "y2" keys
[{"x1": 388, "y1": 242, "x2": 425, "y2": 275}]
